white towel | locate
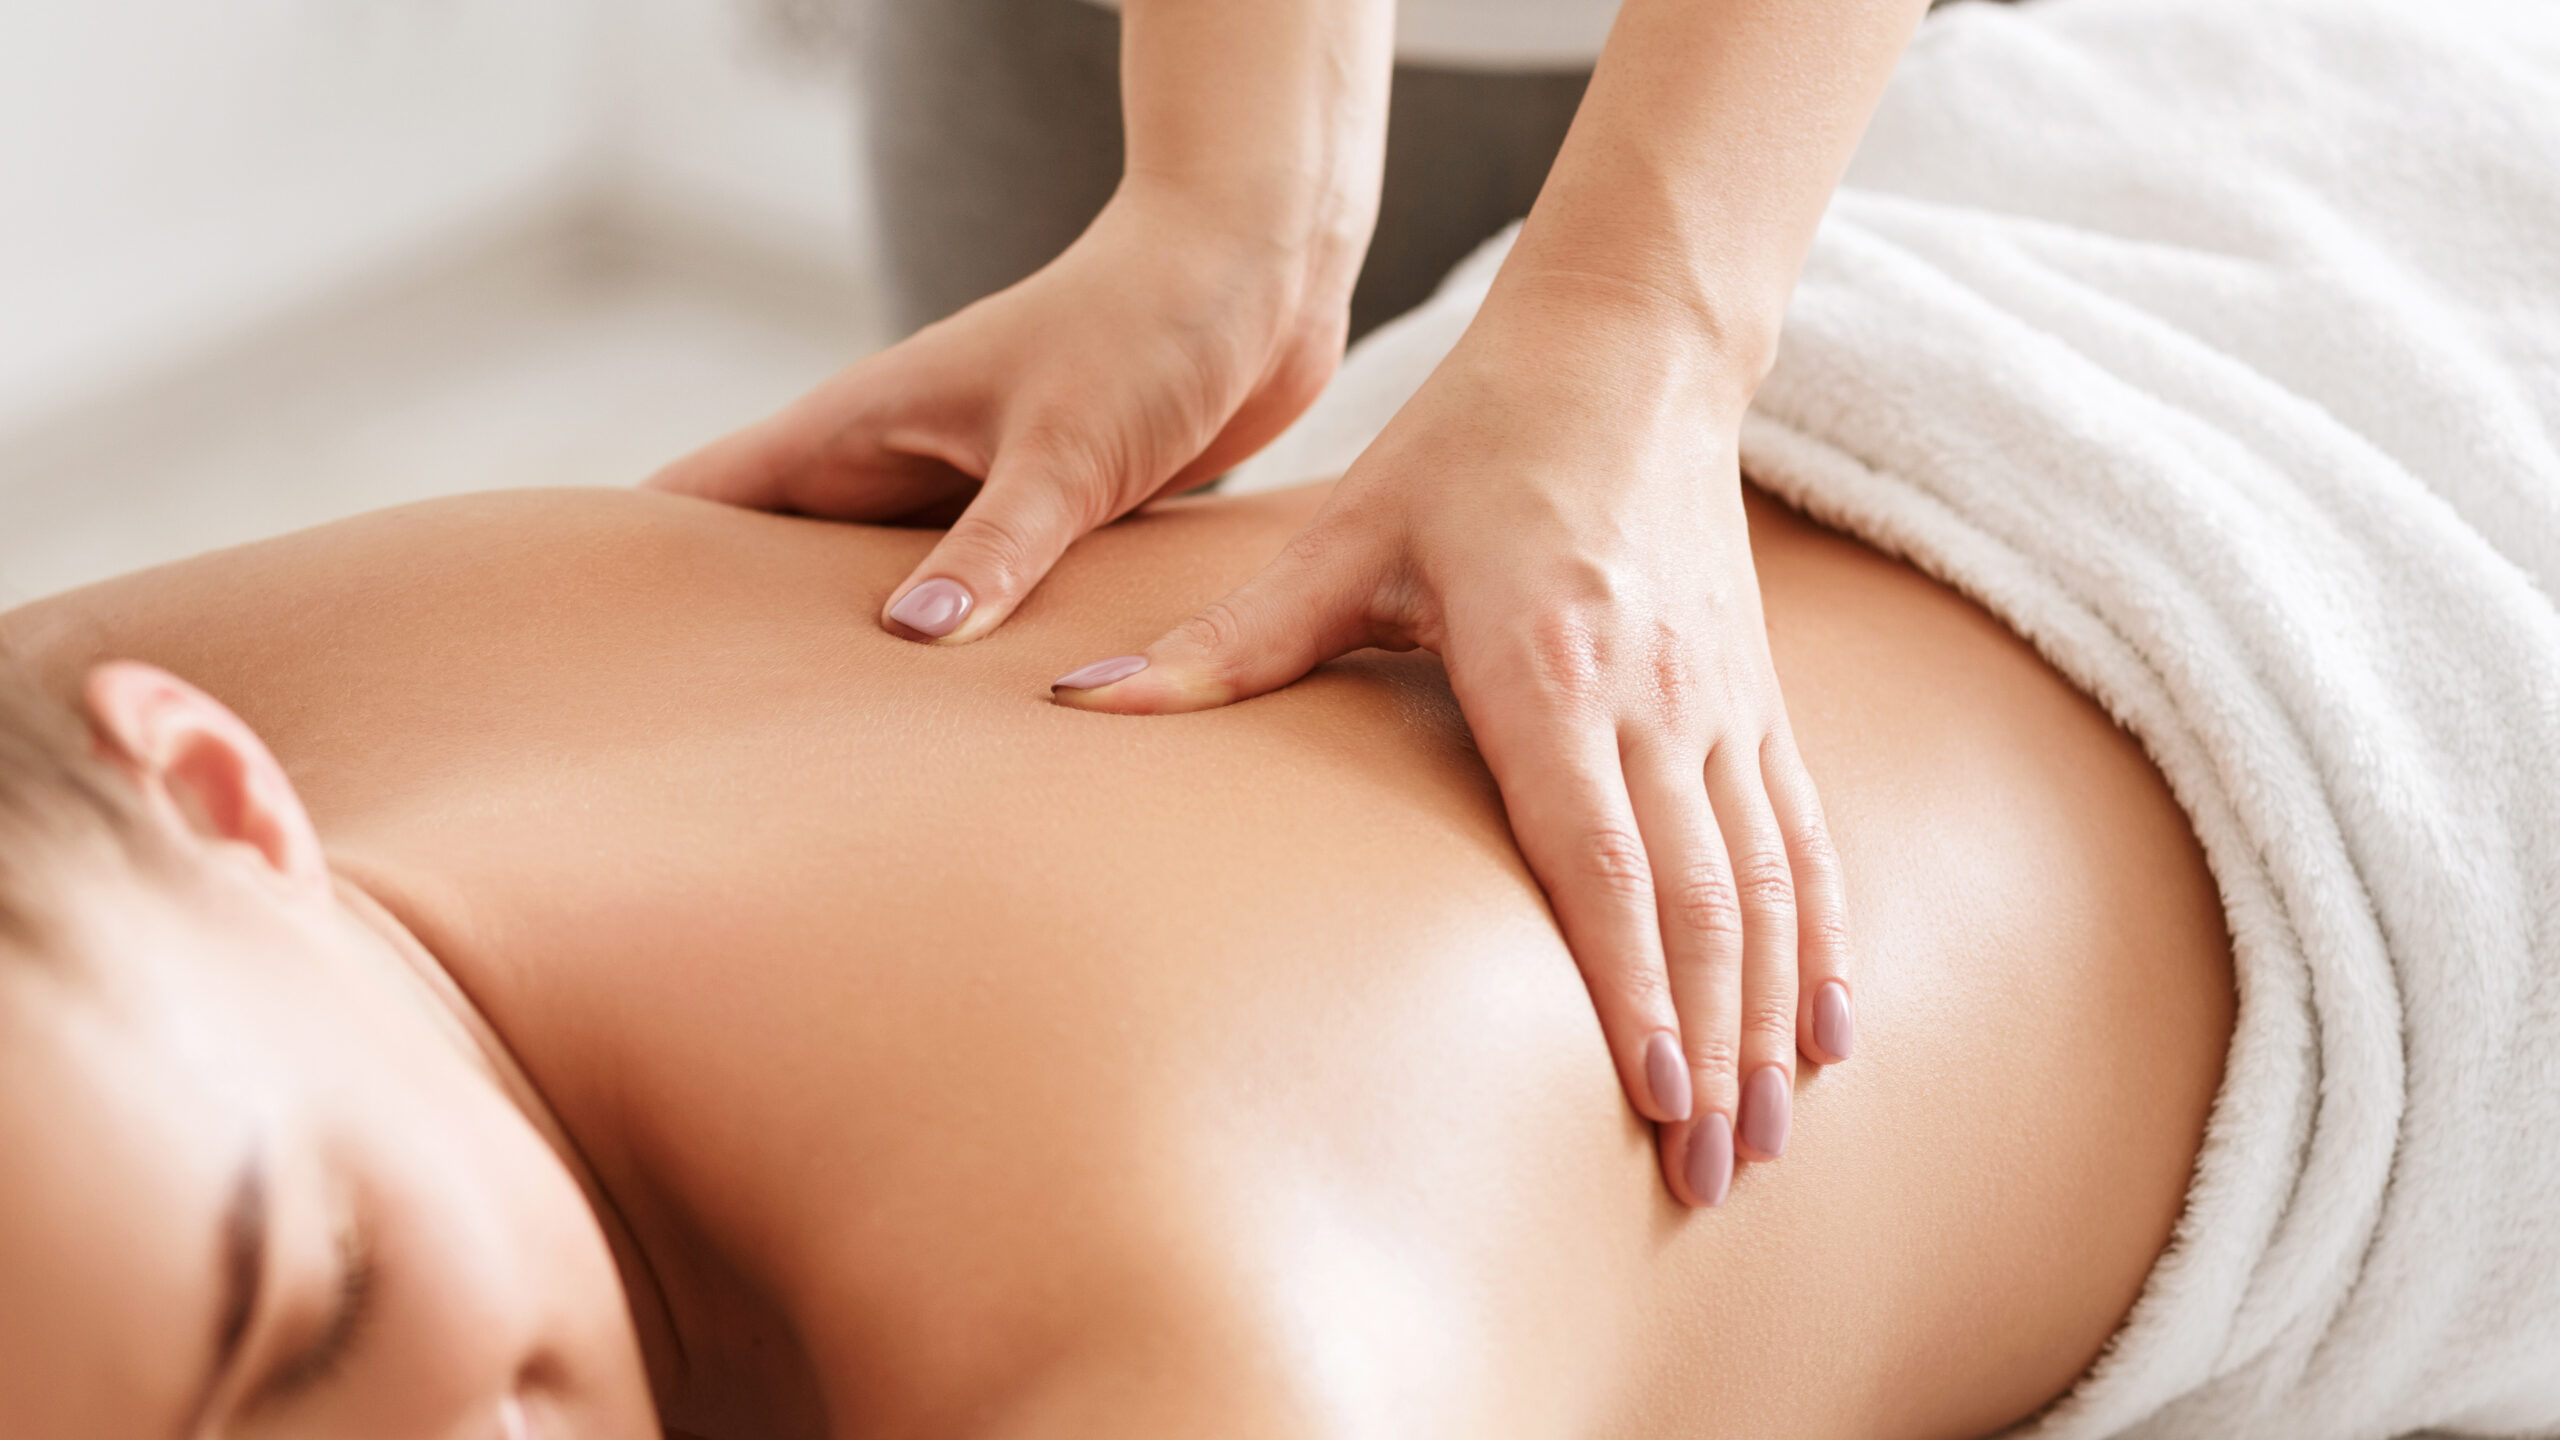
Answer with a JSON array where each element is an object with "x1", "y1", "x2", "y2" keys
[{"x1": 1227, "y1": 2, "x2": 2560, "y2": 1435}]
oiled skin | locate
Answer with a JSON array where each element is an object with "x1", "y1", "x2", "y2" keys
[{"x1": 3, "y1": 482, "x2": 2231, "y2": 1440}]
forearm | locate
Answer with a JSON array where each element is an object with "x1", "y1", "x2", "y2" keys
[
  {"x1": 1116, "y1": 0, "x2": 1396, "y2": 309},
  {"x1": 1498, "y1": 0, "x2": 1932, "y2": 410}
]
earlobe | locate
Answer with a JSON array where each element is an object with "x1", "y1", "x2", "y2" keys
[{"x1": 80, "y1": 661, "x2": 330, "y2": 895}]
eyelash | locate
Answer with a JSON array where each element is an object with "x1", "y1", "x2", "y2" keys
[{"x1": 264, "y1": 1226, "x2": 378, "y2": 1401}]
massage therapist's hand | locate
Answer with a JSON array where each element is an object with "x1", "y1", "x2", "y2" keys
[
  {"x1": 1050, "y1": 279, "x2": 1857, "y2": 1207},
  {"x1": 645, "y1": 178, "x2": 1354, "y2": 641}
]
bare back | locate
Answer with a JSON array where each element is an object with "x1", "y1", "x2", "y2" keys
[{"x1": 2, "y1": 482, "x2": 2231, "y2": 1439}]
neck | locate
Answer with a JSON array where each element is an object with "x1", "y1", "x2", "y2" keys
[
  {"x1": 327, "y1": 868, "x2": 835, "y2": 1440},
  {"x1": 328, "y1": 873, "x2": 694, "y2": 1410}
]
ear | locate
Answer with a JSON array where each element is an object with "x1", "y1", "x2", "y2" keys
[{"x1": 80, "y1": 661, "x2": 330, "y2": 899}]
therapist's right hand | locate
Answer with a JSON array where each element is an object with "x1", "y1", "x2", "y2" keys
[{"x1": 644, "y1": 178, "x2": 1355, "y2": 643}]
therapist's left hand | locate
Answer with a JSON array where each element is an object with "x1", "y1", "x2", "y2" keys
[{"x1": 1051, "y1": 276, "x2": 1856, "y2": 1209}]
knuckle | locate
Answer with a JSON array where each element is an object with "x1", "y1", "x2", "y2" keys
[
  {"x1": 1278, "y1": 515, "x2": 1388, "y2": 599},
  {"x1": 1646, "y1": 648, "x2": 1701, "y2": 717},
  {"x1": 1800, "y1": 907, "x2": 1855, "y2": 965},
  {"x1": 1507, "y1": 578, "x2": 1705, "y2": 726},
  {"x1": 1521, "y1": 608, "x2": 1608, "y2": 701},
  {"x1": 1665, "y1": 866, "x2": 1745, "y2": 949},
  {"x1": 954, "y1": 507, "x2": 1054, "y2": 590},
  {"x1": 1173, "y1": 600, "x2": 1257, "y2": 672},
  {"x1": 1277, "y1": 518, "x2": 1349, "y2": 574},
  {"x1": 1573, "y1": 826, "x2": 1656, "y2": 904},
  {"x1": 1007, "y1": 420, "x2": 1130, "y2": 518},
  {"x1": 1731, "y1": 848, "x2": 1798, "y2": 919},
  {"x1": 1684, "y1": 1030, "x2": 1742, "y2": 1081},
  {"x1": 1789, "y1": 819, "x2": 1845, "y2": 883},
  {"x1": 1611, "y1": 966, "x2": 1677, "y2": 1020},
  {"x1": 1543, "y1": 551, "x2": 1624, "y2": 611},
  {"x1": 1743, "y1": 999, "x2": 1800, "y2": 1048}
]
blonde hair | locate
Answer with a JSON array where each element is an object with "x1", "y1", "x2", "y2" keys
[{"x1": 0, "y1": 656, "x2": 147, "y2": 952}]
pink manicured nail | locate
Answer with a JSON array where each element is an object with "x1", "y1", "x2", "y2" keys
[
  {"x1": 1687, "y1": 1113, "x2": 1734, "y2": 1208},
  {"x1": 888, "y1": 577, "x2": 973, "y2": 638},
  {"x1": 1739, "y1": 1065, "x2": 1791, "y2": 1159},
  {"x1": 1053, "y1": 655, "x2": 1147, "y2": 691},
  {"x1": 1643, "y1": 1030, "x2": 1692, "y2": 1123},
  {"x1": 1814, "y1": 980, "x2": 1855, "y2": 1062}
]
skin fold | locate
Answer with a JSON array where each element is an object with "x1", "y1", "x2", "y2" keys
[{"x1": 0, "y1": 481, "x2": 2231, "y2": 1439}]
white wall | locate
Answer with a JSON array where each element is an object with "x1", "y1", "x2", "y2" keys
[
  {"x1": 605, "y1": 0, "x2": 868, "y2": 273},
  {"x1": 0, "y1": 0, "x2": 866, "y2": 441},
  {"x1": 0, "y1": 2, "x2": 596, "y2": 436}
]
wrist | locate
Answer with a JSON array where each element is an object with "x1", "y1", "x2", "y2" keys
[
  {"x1": 1113, "y1": 0, "x2": 1390, "y2": 336},
  {"x1": 1476, "y1": 264, "x2": 1778, "y2": 427},
  {"x1": 1101, "y1": 172, "x2": 1362, "y2": 341}
]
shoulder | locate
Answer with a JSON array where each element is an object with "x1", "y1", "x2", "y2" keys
[{"x1": 1, "y1": 488, "x2": 783, "y2": 682}]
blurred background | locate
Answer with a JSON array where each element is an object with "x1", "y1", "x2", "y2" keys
[{"x1": 0, "y1": 0, "x2": 882, "y2": 603}]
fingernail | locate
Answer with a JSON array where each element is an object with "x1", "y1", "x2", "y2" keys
[
  {"x1": 888, "y1": 577, "x2": 973, "y2": 638},
  {"x1": 1739, "y1": 1065, "x2": 1791, "y2": 1159},
  {"x1": 1643, "y1": 1030, "x2": 1692, "y2": 1122},
  {"x1": 1814, "y1": 980, "x2": 1856, "y2": 1062},
  {"x1": 1053, "y1": 655, "x2": 1148, "y2": 691},
  {"x1": 1686, "y1": 1113, "x2": 1734, "y2": 1208}
]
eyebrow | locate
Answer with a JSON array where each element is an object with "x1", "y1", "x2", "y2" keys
[{"x1": 181, "y1": 1150, "x2": 268, "y2": 1440}]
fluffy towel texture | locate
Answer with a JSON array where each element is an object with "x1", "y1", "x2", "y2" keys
[{"x1": 1226, "y1": 2, "x2": 2560, "y2": 1435}]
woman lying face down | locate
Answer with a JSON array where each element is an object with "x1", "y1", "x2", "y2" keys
[
  {"x1": 0, "y1": 664, "x2": 655, "y2": 1439},
  {"x1": 0, "y1": 481, "x2": 2232, "y2": 1440}
]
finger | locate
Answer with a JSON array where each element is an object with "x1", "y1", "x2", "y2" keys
[
  {"x1": 1461, "y1": 697, "x2": 1688, "y2": 1130},
  {"x1": 1708, "y1": 739, "x2": 1799, "y2": 1164},
  {"x1": 1048, "y1": 523, "x2": 1384, "y2": 714},
  {"x1": 1624, "y1": 733, "x2": 1741, "y2": 1207},
  {"x1": 647, "y1": 350, "x2": 984, "y2": 522},
  {"x1": 654, "y1": 416, "x2": 966, "y2": 523},
  {"x1": 645, "y1": 356, "x2": 901, "y2": 509},
  {"x1": 881, "y1": 440, "x2": 1107, "y2": 644},
  {"x1": 1766, "y1": 728, "x2": 1855, "y2": 1066},
  {"x1": 644, "y1": 414, "x2": 805, "y2": 510}
]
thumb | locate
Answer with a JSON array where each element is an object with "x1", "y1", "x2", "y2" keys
[
  {"x1": 645, "y1": 414, "x2": 803, "y2": 510},
  {"x1": 650, "y1": 374, "x2": 969, "y2": 524},
  {"x1": 881, "y1": 444, "x2": 1103, "y2": 643},
  {"x1": 1050, "y1": 527, "x2": 1390, "y2": 714}
]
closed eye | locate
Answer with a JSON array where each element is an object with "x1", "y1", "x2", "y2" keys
[{"x1": 259, "y1": 1221, "x2": 377, "y2": 1403}]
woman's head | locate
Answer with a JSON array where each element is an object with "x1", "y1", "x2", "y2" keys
[{"x1": 0, "y1": 660, "x2": 657, "y2": 1439}]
